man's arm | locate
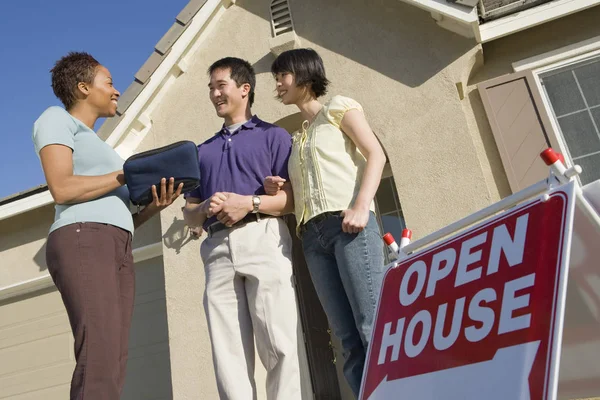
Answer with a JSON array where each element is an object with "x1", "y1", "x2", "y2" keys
[
  {"x1": 183, "y1": 192, "x2": 230, "y2": 227},
  {"x1": 183, "y1": 196, "x2": 208, "y2": 228},
  {"x1": 257, "y1": 183, "x2": 294, "y2": 216},
  {"x1": 212, "y1": 186, "x2": 293, "y2": 227}
]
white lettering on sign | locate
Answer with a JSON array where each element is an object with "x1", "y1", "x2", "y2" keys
[
  {"x1": 465, "y1": 288, "x2": 496, "y2": 343},
  {"x1": 405, "y1": 310, "x2": 432, "y2": 358},
  {"x1": 399, "y1": 260, "x2": 427, "y2": 307},
  {"x1": 426, "y1": 248, "x2": 456, "y2": 298},
  {"x1": 455, "y1": 232, "x2": 487, "y2": 287},
  {"x1": 488, "y1": 214, "x2": 529, "y2": 275},
  {"x1": 377, "y1": 214, "x2": 531, "y2": 365},
  {"x1": 499, "y1": 273, "x2": 536, "y2": 334},
  {"x1": 378, "y1": 318, "x2": 405, "y2": 365},
  {"x1": 433, "y1": 297, "x2": 466, "y2": 351}
]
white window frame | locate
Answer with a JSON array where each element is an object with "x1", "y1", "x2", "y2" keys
[{"x1": 512, "y1": 36, "x2": 600, "y2": 184}]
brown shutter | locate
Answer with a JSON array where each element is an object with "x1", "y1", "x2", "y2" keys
[{"x1": 478, "y1": 70, "x2": 561, "y2": 193}]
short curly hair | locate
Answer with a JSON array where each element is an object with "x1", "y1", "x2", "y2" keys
[
  {"x1": 51, "y1": 52, "x2": 100, "y2": 110},
  {"x1": 271, "y1": 48, "x2": 330, "y2": 98}
]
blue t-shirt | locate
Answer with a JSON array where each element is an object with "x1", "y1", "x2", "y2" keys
[
  {"x1": 32, "y1": 106, "x2": 134, "y2": 233},
  {"x1": 185, "y1": 116, "x2": 292, "y2": 230}
]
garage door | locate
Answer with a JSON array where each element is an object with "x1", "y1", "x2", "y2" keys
[{"x1": 0, "y1": 257, "x2": 172, "y2": 400}]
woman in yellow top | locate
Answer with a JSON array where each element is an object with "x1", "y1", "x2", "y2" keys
[{"x1": 265, "y1": 48, "x2": 387, "y2": 397}]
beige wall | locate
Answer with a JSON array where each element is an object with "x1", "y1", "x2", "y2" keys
[
  {"x1": 0, "y1": 256, "x2": 172, "y2": 400},
  {"x1": 0, "y1": 199, "x2": 169, "y2": 398},
  {"x1": 136, "y1": 0, "x2": 508, "y2": 397},
  {"x1": 145, "y1": 0, "x2": 501, "y2": 239},
  {"x1": 0, "y1": 205, "x2": 54, "y2": 287},
  {"x1": 0, "y1": 203, "x2": 162, "y2": 289},
  {"x1": 130, "y1": 0, "x2": 600, "y2": 397}
]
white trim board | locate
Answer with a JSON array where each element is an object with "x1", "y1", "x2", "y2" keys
[
  {"x1": 513, "y1": 35, "x2": 600, "y2": 72},
  {"x1": 0, "y1": 191, "x2": 53, "y2": 222},
  {"x1": 479, "y1": 0, "x2": 600, "y2": 43},
  {"x1": 399, "y1": 0, "x2": 600, "y2": 43},
  {"x1": 0, "y1": 242, "x2": 163, "y2": 302},
  {"x1": 397, "y1": 0, "x2": 480, "y2": 40},
  {"x1": 400, "y1": 0, "x2": 478, "y2": 24}
]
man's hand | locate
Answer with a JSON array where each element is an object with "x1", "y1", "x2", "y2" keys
[
  {"x1": 189, "y1": 226, "x2": 203, "y2": 238},
  {"x1": 340, "y1": 206, "x2": 370, "y2": 234},
  {"x1": 264, "y1": 176, "x2": 286, "y2": 195},
  {"x1": 204, "y1": 192, "x2": 229, "y2": 217},
  {"x1": 215, "y1": 192, "x2": 252, "y2": 227}
]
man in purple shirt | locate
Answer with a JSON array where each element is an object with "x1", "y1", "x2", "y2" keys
[{"x1": 183, "y1": 57, "x2": 301, "y2": 399}]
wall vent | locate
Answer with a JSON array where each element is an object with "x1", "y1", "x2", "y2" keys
[{"x1": 270, "y1": 0, "x2": 295, "y2": 37}]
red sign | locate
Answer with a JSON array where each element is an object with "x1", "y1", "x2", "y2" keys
[{"x1": 360, "y1": 184, "x2": 575, "y2": 400}]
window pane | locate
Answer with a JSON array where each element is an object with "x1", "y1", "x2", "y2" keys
[
  {"x1": 380, "y1": 213, "x2": 405, "y2": 243},
  {"x1": 557, "y1": 111, "x2": 600, "y2": 158},
  {"x1": 575, "y1": 153, "x2": 600, "y2": 185},
  {"x1": 376, "y1": 179, "x2": 396, "y2": 214},
  {"x1": 592, "y1": 107, "x2": 600, "y2": 132},
  {"x1": 542, "y1": 70, "x2": 586, "y2": 116},
  {"x1": 574, "y1": 60, "x2": 600, "y2": 107}
]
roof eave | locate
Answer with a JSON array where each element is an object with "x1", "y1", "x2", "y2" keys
[{"x1": 399, "y1": 0, "x2": 600, "y2": 43}]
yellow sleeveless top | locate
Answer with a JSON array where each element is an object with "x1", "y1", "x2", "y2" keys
[{"x1": 288, "y1": 95, "x2": 375, "y2": 235}]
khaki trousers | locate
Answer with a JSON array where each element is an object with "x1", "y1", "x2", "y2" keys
[{"x1": 201, "y1": 217, "x2": 302, "y2": 400}]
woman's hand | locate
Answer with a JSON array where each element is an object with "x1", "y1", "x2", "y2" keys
[
  {"x1": 264, "y1": 176, "x2": 286, "y2": 195},
  {"x1": 147, "y1": 177, "x2": 184, "y2": 212},
  {"x1": 341, "y1": 206, "x2": 370, "y2": 234},
  {"x1": 134, "y1": 178, "x2": 183, "y2": 229}
]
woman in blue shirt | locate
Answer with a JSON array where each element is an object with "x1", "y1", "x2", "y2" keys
[{"x1": 32, "y1": 52, "x2": 182, "y2": 400}]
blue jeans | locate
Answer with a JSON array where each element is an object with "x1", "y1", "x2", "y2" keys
[{"x1": 301, "y1": 211, "x2": 386, "y2": 397}]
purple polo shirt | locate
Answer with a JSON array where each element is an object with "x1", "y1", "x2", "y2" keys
[{"x1": 185, "y1": 115, "x2": 291, "y2": 230}]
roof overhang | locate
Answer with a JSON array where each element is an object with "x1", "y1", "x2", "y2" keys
[
  {"x1": 0, "y1": 190, "x2": 53, "y2": 222},
  {"x1": 399, "y1": 0, "x2": 600, "y2": 43}
]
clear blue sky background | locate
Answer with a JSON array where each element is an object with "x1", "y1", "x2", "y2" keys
[{"x1": 0, "y1": 0, "x2": 190, "y2": 200}]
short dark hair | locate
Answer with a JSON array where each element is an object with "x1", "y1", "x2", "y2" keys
[
  {"x1": 208, "y1": 57, "x2": 256, "y2": 107},
  {"x1": 51, "y1": 52, "x2": 100, "y2": 110},
  {"x1": 271, "y1": 48, "x2": 330, "y2": 98}
]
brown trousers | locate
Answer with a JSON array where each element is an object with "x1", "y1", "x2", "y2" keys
[{"x1": 46, "y1": 222, "x2": 135, "y2": 400}]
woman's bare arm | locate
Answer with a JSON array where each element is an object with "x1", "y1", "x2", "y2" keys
[{"x1": 40, "y1": 144, "x2": 125, "y2": 205}]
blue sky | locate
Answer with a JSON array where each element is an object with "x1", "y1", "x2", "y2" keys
[{"x1": 0, "y1": 0, "x2": 190, "y2": 200}]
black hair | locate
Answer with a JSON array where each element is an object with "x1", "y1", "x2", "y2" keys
[
  {"x1": 271, "y1": 48, "x2": 330, "y2": 98},
  {"x1": 208, "y1": 57, "x2": 256, "y2": 107},
  {"x1": 51, "y1": 52, "x2": 100, "y2": 110}
]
